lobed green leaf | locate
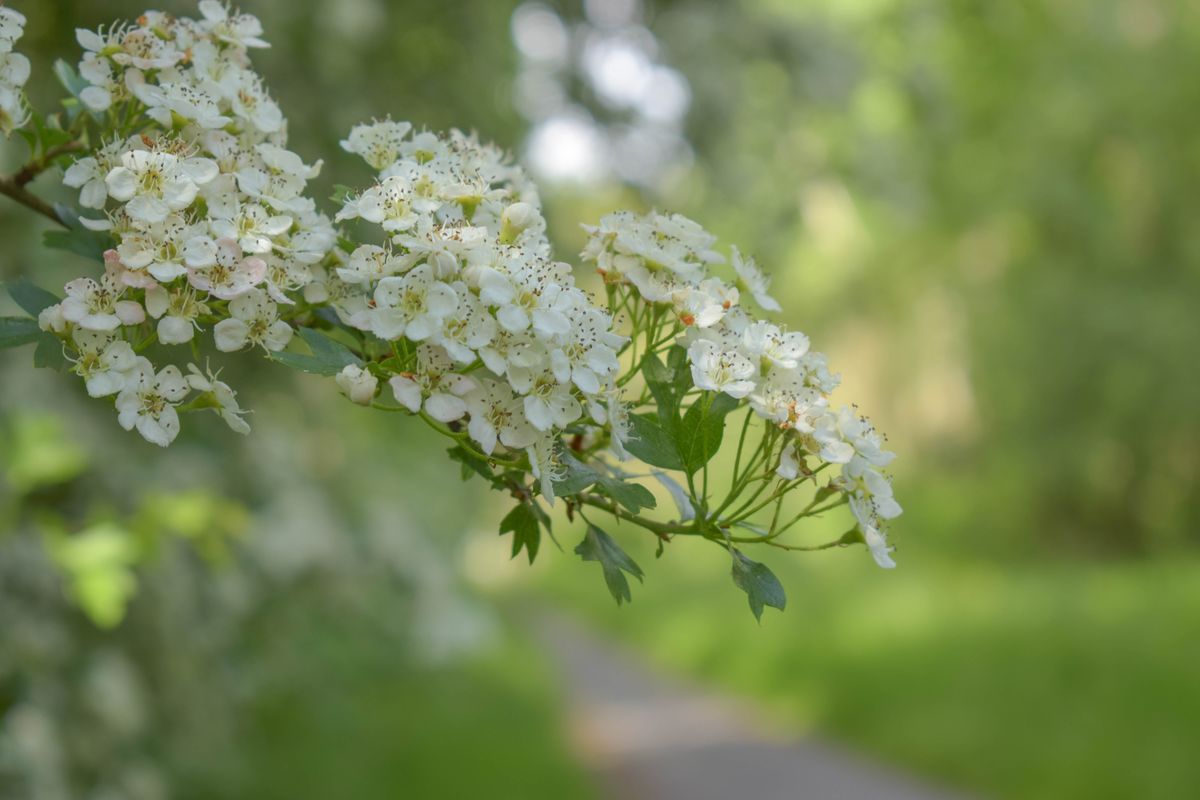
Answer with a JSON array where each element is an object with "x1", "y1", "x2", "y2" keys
[
  {"x1": 575, "y1": 524, "x2": 644, "y2": 605},
  {"x1": 730, "y1": 549, "x2": 787, "y2": 621}
]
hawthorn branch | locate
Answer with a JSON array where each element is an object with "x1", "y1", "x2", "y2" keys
[
  {"x1": 0, "y1": 175, "x2": 64, "y2": 227},
  {"x1": 0, "y1": 140, "x2": 85, "y2": 227}
]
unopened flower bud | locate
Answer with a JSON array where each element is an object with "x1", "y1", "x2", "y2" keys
[{"x1": 335, "y1": 364, "x2": 378, "y2": 406}]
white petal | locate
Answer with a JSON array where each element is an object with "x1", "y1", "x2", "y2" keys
[
  {"x1": 214, "y1": 318, "x2": 249, "y2": 351},
  {"x1": 425, "y1": 393, "x2": 467, "y2": 422}
]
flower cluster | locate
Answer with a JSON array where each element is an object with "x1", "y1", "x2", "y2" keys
[
  {"x1": 582, "y1": 210, "x2": 902, "y2": 567},
  {"x1": 331, "y1": 120, "x2": 625, "y2": 497},
  {"x1": 3, "y1": 1, "x2": 905, "y2": 599},
  {"x1": 40, "y1": 2, "x2": 338, "y2": 445},
  {"x1": 0, "y1": 5, "x2": 30, "y2": 136}
]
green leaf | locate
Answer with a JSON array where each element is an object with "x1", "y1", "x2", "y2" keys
[
  {"x1": 271, "y1": 327, "x2": 362, "y2": 375},
  {"x1": 0, "y1": 317, "x2": 40, "y2": 348},
  {"x1": 54, "y1": 59, "x2": 91, "y2": 100},
  {"x1": 730, "y1": 549, "x2": 787, "y2": 621},
  {"x1": 43, "y1": 204, "x2": 115, "y2": 260},
  {"x1": 677, "y1": 392, "x2": 739, "y2": 474},
  {"x1": 33, "y1": 333, "x2": 68, "y2": 371},
  {"x1": 552, "y1": 449, "x2": 600, "y2": 495},
  {"x1": 575, "y1": 524, "x2": 644, "y2": 605},
  {"x1": 597, "y1": 478, "x2": 657, "y2": 514},
  {"x1": 50, "y1": 522, "x2": 139, "y2": 629},
  {"x1": 43, "y1": 228, "x2": 114, "y2": 261},
  {"x1": 643, "y1": 345, "x2": 693, "y2": 425},
  {"x1": 6, "y1": 279, "x2": 60, "y2": 317},
  {"x1": 499, "y1": 503, "x2": 540, "y2": 564},
  {"x1": 624, "y1": 413, "x2": 686, "y2": 470},
  {"x1": 446, "y1": 445, "x2": 498, "y2": 485}
]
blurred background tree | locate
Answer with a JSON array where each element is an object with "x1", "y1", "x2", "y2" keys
[{"x1": 2, "y1": 0, "x2": 1198, "y2": 798}]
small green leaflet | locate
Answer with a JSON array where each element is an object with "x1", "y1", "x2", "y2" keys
[
  {"x1": 6, "y1": 278, "x2": 60, "y2": 317},
  {"x1": 0, "y1": 318, "x2": 41, "y2": 349},
  {"x1": 499, "y1": 503, "x2": 540, "y2": 564},
  {"x1": 44, "y1": 204, "x2": 116, "y2": 261},
  {"x1": 575, "y1": 524, "x2": 644, "y2": 606},
  {"x1": 601, "y1": 480, "x2": 657, "y2": 514},
  {"x1": 552, "y1": 450, "x2": 601, "y2": 495},
  {"x1": 271, "y1": 327, "x2": 362, "y2": 375},
  {"x1": 730, "y1": 549, "x2": 787, "y2": 621},
  {"x1": 33, "y1": 333, "x2": 68, "y2": 371},
  {"x1": 54, "y1": 59, "x2": 93, "y2": 103},
  {"x1": 447, "y1": 444, "x2": 497, "y2": 485},
  {"x1": 551, "y1": 451, "x2": 657, "y2": 514}
]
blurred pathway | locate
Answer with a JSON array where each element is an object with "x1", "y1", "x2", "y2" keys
[{"x1": 533, "y1": 613, "x2": 970, "y2": 800}]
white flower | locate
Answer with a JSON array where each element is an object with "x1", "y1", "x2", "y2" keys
[
  {"x1": 213, "y1": 288, "x2": 292, "y2": 352},
  {"x1": 508, "y1": 367, "x2": 582, "y2": 432},
  {"x1": 115, "y1": 360, "x2": 190, "y2": 447},
  {"x1": 500, "y1": 201, "x2": 539, "y2": 243},
  {"x1": 210, "y1": 203, "x2": 292, "y2": 255},
  {"x1": 862, "y1": 523, "x2": 896, "y2": 569},
  {"x1": 580, "y1": 210, "x2": 723, "y2": 303},
  {"x1": 731, "y1": 246, "x2": 781, "y2": 313},
  {"x1": 336, "y1": 174, "x2": 419, "y2": 232},
  {"x1": 741, "y1": 321, "x2": 809, "y2": 370},
  {"x1": 547, "y1": 306, "x2": 623, "y2": 395},
  {"x1": 776, "y1": 440, "x2": 803, "y2": 480},
  {"x1": 145, "y1": 284, "x2": 208, "y2": 345},
  {"x1": 813, "y1": 406, "x2": 895, "y2": 468},
  {"x1": 76, "y1": 23, "x2": 181, "y2": 71},
  {"x1": 687, "y1": 339, "x2": 757, "y2": 398},
  {"x1": 0, "y1": 79, "x2": 29, "y2": 136},
  {"x1": 340, "y1": 119, "x2": 413, "y2": 170},
  {"x1": 464, "y1": 378, "x2": 538, "y2": 454},
  {"x1": 605, "y1": 389, "x2": 634, "y2": 461},
  {"x1": 198, "y1": 0, "x2": 270, "y2": 49},
  {"x1": 0, "y1": 8, "x2": 26, "y2": 54},
  {"x1": 38, "y1": 303, "x2": 68, "y2": 333},
  {"x1": 370, "y1": 264, "x2": 458, "y2": 341},
  {"x1": 61, "y1": 276, "x2": 145, "y2": 331},
  {"x1": 388, "y1": 345, "x2": 479, "y2": 422},
  {"x1": 105, "y1": 150, "x2": 219, "y2": 223},
  {"x1": 336, "y1": 244, "x2": 411, "y2": 286},
  {"x1": 748, "y1": 366, "x2": 826, "y2": 431},
  {"x1": 185, "y1": 237, "x2": 268, "y2": 299},
  {"x1": 673, "y1": 278, "x2": 738, "y2": 328},
  {"x1": 186, "y1": 362, "x2": 251, "y2": 434},
  {"x1": 130, "y1": 76, "x2": 231, "y2": 130},
  {"x1": 527, "y1": 434, "x2": 562, "y2": 505},
  {"x1": 63, "y1": 141, "x2": 124, "y2": 209},
  {"x1": 335, "y1": 364, "x2": 378, "y2": 406},
  {"x1": 432, "y1": 282, "x2": 496, "y2": 363},
  {"x1": 477, "y1": 260, "x2": 575, "y2": 335},
  {"x1": 218, "y1": 69, "x2": 282, "y2": 133},
  {"x1": 235, "y1": 145, "x2": 320, "y2": 213},
  {"x1": 115, "y1": 214, "x2": 203, "y2": 282},
  {"x1": 70, "y1": 330, "x2": 138, "y2": 398},
  {"x1": 477, "y1": 328, "x2": 543, "y2": 378}
]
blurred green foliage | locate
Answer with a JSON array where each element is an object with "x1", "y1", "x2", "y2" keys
[
  {"x1": 633, "y1": 0, "x2": 1200, "y2": 557},
  {"x1": 536, "y1": 539, "x2": 1200, "y2": 799},
  {"x1": 2, "y1": 0, "x2": 1198, "y2": 797}
]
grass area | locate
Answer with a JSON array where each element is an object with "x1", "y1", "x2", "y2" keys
[
  {"x1": 532, "y1": 537, "x2": 1200, "y2": 799},
  {"x1": 184, "y1": 625, "x2": 597, "y2": 800}
]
